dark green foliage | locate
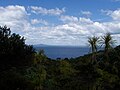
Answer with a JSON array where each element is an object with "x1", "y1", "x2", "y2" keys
[
  {"x1": 0, "y1": 26, "x2": 35, "y2": 90},
  {"x1": 88, "y1": 36, "x2": 99, "y2": 53},
  {"x1": 0, "y1": 67, "x2": 34, "y2": 90},
  {"x1": 0, "y1": 26, "x2": 35, "y2": 70},
  {"x1": 0, "y1": 26, "x2": 120, "y2": 90}
]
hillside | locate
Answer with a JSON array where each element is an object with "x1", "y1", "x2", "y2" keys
[{"x1": 0, "y1": 26, "x2": 120, "y2": 90}]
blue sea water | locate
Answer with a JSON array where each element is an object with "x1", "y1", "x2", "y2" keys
[{"x1": 34, "y1": 46, "x2": 89, "y2": 59}]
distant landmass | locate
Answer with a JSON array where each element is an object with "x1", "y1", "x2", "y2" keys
[
  {"x1": 33, "y1": 44, "x2": 89, "y2": 59},
  {"x1": 33, "y1": 44, "x2": 50, "y2": 47}
]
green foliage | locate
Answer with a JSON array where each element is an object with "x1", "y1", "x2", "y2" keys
[
  {"x1": 0, "y1": 68, "x2": 34, "y2": 90},
  {"x1": 25, "y1": 65, "x2": 47, "y2": 90},
  {"x1": 0, "y1": 26, "x2": 35, "y2": 90},
  {"x1": 88, "y1": 36, "x2": 99, "y2": 53},
  {"x1": 101, "y1": 33, "x2": 116, "y2": 52},
  {"x1": 59, "y1": 60, "x2": 75, "y2": 76},
  {"x1": 34, "y1": 49, "x2": 47, "y2": 65},
  {"x1": 0, "y1": 26, "x2": 120, "y2": 90},
  {"x1": 0, "y1": 26, "x2": 35, "y2": 69}
]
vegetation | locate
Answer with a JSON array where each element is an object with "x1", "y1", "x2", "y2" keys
[
  {"x1": 0, "y1": 26, "x2": 120, "y2": 90},
  {"x1": 88, "y1": 36, "x2": 99, "y2": 62},
  {"x1": 88, "y1": 36, "x2": 99, "y2": 53}
]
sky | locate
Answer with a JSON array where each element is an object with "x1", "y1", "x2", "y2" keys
[{"x1": 0, "y1": 0, "x2": 120, "y2": 46}]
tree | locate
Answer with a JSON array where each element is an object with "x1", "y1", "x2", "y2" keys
[
  {"x1": 0, "y1": 26, "x2": 35, "y2": 70},
  {"x1": 25, "y1": 65, "x2": 47, "y2": 90},
  {"x1": 0, "y1": 26, "x2": 36, "y2": 90},
  {"x1": 101, "y1": 33, "x2": 115, "y2": 53},
  {"x1": 0, "y1": 25, "x2": 10, "y2": 38},
  {"x1": 57, "y1": 60, "x2": 76, "y2": 89},
  {"x1": 88, "y1": 36, "x2": 99, "y2": 62},
  {"x1": 34, "y1": 49, "x2": 47, "y2": 65},
  {"x1": 88, "y1": 36, "x2": 99, "y2": 53},
  {"x1": 100, "y1": 33, "x2": 116, "y2": 62}
]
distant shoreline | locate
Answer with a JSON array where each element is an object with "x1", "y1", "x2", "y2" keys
[{"x1": 34, "y1": 45, "x2": 89, "y2": 59}]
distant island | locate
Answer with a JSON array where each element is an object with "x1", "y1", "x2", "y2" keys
[{"x1": 33, "y1": 44, "x2": 89, "y2": 59}]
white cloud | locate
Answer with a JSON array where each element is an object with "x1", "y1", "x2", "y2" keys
[
  {"x1": 31, "y1": 19, "x2": 40, "y2": 24},
  {"x1": 60, "y1": 15, "x2": 93, "y2": 24},
  {"x1": 30, "y1": 6, "x2": 65, "y2": 16},
  {"x1": 81, "y1": 11, "x2": 92, "y2": 17},
  {"x1": 0, "y1": 5, "x2": 30, "y2": 35},
  {"x1": 60, "y1": 15, "x2": 78, "y2": 22},
  {"x1": 0, "y1": 5, "x2": 120, "y2": 46},
  {"x1": 79, "y1": 17, "x2": 93, "y2": 24},
  {"x1": 109, "y1": 9, "x2": 120, "y2": 20},
  {"x1": 59, "y1": 15, "x2": 120, "y2": 45},
  {"x1": 101, "y1": 9, "x2": 120, "y2": 20},
  {"x1": 31, "y1": 19, "x2": 48, "y2": 25},
  {"x1": 0, "y1": 5, "x2": 27, "y2": 20},
  {"x1": 112, "y1": 0, "x2": 120, "y2": 2}
]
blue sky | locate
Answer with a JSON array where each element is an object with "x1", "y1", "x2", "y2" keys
[{"x1": 0, "y1": 0, "x2": 120, "y2": 46}]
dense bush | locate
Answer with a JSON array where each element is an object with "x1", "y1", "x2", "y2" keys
[
  {"x1": 0, "y1": 26, "x2": 35, "y2": 70},
  {"x1": 0, "y1": 26, "x2": 120, "y2": 90}
]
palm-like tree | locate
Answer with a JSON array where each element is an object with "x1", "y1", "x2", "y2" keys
[
  {"x1": 88, "y1": 36, "x2": 99, "y2": 53},
  {"x1": 101, "y1": 33, "x2": 116, "y2": 62},
  {"x1": 88, "y1": 36, "x2": 99, "y2": 62},
  {"x1": 101, "y1": 33, "x2": 115, "y2": 53}
]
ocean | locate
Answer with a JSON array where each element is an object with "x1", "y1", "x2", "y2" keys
[{"x1": 34, "y1": 45, "x2": 89, "y2": 59}]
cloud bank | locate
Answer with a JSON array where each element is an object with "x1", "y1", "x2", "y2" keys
[
  {"x1": 30, "y1": 6, "x2": 65, "y2": 16},
  {"x1": 0, "y1": 5, "x2": 120, "y2": 46}
]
